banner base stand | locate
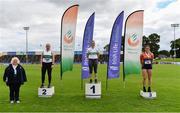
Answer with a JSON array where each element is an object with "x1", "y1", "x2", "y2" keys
[
  {"x1": 38, "y1": 86, "x2": 55, "y2": 97},
  {"x1": 85, "y1": 82, "x2": 101, "y2": 99},
  {"x1": 140, "y1": 90, "x2": 157, "y2": 99}
]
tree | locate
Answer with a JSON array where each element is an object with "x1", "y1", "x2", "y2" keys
[
  {"x1": 158, "y1": 50, "x2": 170, "y2": 57},
  {"x1": 103, "y1": 33, "x2": 160, "y2": 58},
  {"x1": 142, "y1": 33, "x2": 160, "y2": 57},
  {"x1": 170, "y1": 38, "x2": 180, "y2": 58}
]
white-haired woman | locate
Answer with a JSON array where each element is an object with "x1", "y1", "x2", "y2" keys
[
  {"x1": 40, "y1": 43, "x2": 54, "y2": 88},
  {"x1": 3, "y1": 57, "x2": 27, "y2": 104}
]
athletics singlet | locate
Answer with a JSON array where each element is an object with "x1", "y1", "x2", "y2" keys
[
  {"x1": 140, "y1": 52, "x2": 154, "y2": 69},
  {"x1": 87, "y1": 47, "x2": 99, "y2": 59},
  {"x1": 42, "y1": 50, "x2": 53, "y2": 63}
]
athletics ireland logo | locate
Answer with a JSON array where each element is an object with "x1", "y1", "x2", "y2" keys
[
  {"x1": 64, "y1": 30, "x2": 73, "y2": 44},
  {"x1": 128, "y1": 33, "x2": 140, "y2": 47}
]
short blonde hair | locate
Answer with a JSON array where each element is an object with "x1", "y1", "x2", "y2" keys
[{"x1": 11, "y1": 57, "x2": 20, "y2": 64}]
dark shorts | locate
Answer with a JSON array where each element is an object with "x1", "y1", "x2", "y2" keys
[
  {"x1": 88, "y1": 59, "x2": 98, "y2": 74},
  {"x1": 142, "y1": 59, "x2": 152, "y2": 69},
  {"x1": 142, "y1": 64, "x2": 152, "y2": 69}
]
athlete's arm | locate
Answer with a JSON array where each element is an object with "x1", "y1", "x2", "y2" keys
[
  {"x1": 87, "y1": 48, "x2": 90, "y2": 58},
  {"x1": 96, "y1": 48, "x2": 100, "y2": 59},
  {"x1": 40, "y1": 52, "x2": 43, "y2": 64},
  {"x1": 140, "y1": 54, "x2": 143, "y2": 65},
  {"x1": 152, "y1": 53, "x2": 154, "y2": 59},
  {"x1": 52, "y1": 52, "x2": 55, "y2": 65},
  {"x1": 151, "y1": 53, "x2": 154, "y2": 63}
]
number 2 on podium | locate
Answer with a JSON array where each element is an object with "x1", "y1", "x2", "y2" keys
[
  {"x1": 90, "y1": 85, "x2": 95, "y2": 94},
  {"x1": 42, "y1": 89, "x2": 47, "y2": 95}
]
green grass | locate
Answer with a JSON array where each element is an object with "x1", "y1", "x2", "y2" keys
[
  {"x1": 155, "y1": 58, "x2": 180, "y2": 62},
  {"x1": 0, "y1": 64, "x2": 180, "y2": 112}
]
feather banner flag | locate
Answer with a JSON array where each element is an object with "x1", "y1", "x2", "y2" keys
[{"x1": 60, "y1": 5, "x2": 79, "y2": 78}]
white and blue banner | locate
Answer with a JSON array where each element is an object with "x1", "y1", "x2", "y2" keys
[
  {"x1": 107, "y1": 11, "x2": 124, "y2": 79},
  {"x1": 81, "y1": 13, "x2": 95, "y2": 79}
]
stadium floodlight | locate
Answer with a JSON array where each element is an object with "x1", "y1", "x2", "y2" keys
[
  {"x1": 171, "y1": 24, "x2": 179, "y2": 27},
  {"x1": 23, "y1": 27, "x2": 30, "y2": 64},
  {"x1": 171, "y1": 24, "x2": 179, "y2": 59}
]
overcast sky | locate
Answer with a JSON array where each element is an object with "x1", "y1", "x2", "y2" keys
[{"x1": 0, "y1": 0, "x2": 180, "y2": 52}]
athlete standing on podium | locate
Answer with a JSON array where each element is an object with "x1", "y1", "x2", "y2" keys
[
  {"x1": 140, "y1": 45, "x2": 154, "y2": 92},
  {"x1": 40, "y1": 43, "x2": 55, "y2": 88},
  {"x1": 87, "y1": 40, "x2": 99, "y2": 83}
]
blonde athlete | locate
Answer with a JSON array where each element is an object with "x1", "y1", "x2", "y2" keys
[{"x1": 140, "y1": 45, "x2": 154, "y2": 92}]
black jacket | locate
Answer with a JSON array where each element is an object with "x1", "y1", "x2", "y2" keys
[{"x1": 3, "y1": 64, "x2": 27, "y2": 85}]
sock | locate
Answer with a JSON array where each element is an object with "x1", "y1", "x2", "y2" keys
[
  {"x1": 143, "y1": 86, "x2": 146, "y2": 92},
  {"x1": 148, "y1": 87, "x2": 151, "y2": 92}
]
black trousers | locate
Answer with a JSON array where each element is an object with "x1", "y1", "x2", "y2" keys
[
  {"x1": 9, "y1": 83, "x2": 21, "y2": 101},
  {"x1": 88, "y1": 59, "x2": 98, "y2": 74},
  {"x1": 41, "y1": 62, "x2": 52, "y2": 84}
]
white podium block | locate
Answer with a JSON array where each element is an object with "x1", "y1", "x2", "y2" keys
[
  {"x1": 85, "y1": 82, "x2": 101, "y2": 99},
  {"x1": 38, "y1": 86, "x2": 55, "y2": 97},
  {"x1": 140, "y1": 90, "x2": 157, "y2": 99}
]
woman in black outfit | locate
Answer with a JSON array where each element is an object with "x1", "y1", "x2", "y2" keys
[{"x1": 3, "y1": 57, "x2": 27, "y2": 104}]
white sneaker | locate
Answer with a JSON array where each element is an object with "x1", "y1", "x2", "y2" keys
[
  {"x1": 16, "y1": 100, "x2": 20, "y2": 104},
  {"x1": 10, "y1": 101, "x2": 14, "y2": 104}
]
